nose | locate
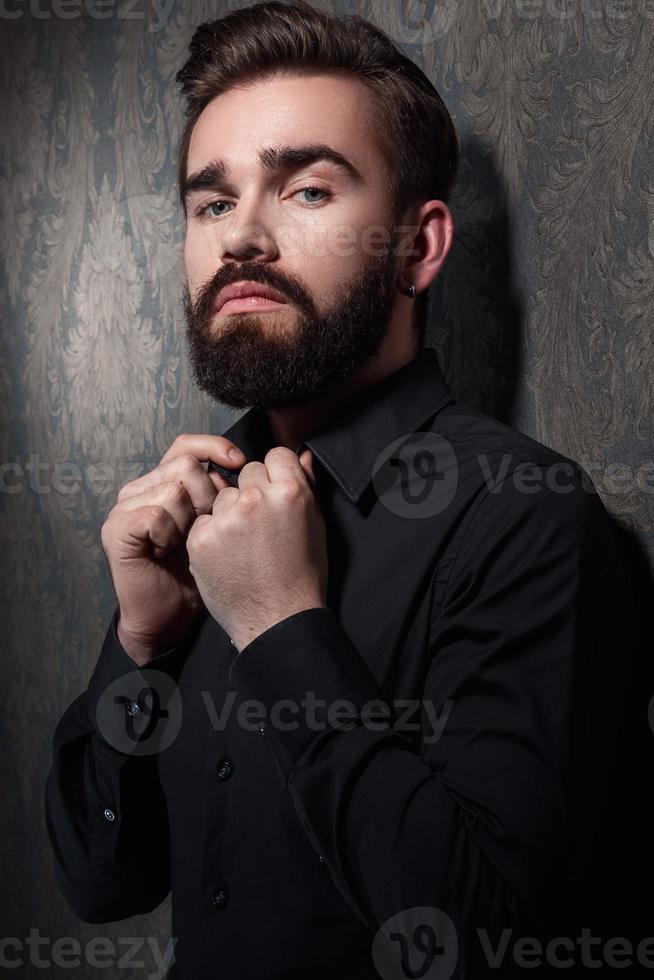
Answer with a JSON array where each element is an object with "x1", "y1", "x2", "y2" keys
[{"x1": 217, "y1": 194, "x2": 278, "y2": 265}]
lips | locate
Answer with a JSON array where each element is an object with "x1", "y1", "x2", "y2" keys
[{"x1": 214, "y1": 281, "x2": 288, "y2": 313}]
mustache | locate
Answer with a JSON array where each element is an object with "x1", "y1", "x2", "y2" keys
[{"x1": 195, "y1": 262, "x2": 310, "y2": 317}]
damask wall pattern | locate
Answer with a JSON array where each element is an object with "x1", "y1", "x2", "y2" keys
[{"x1": 0, "y1": 0, "x2": 652, "y2": 975}]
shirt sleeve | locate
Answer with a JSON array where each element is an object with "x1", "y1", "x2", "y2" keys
[
  {"x1": 43, "y1": 605, "x2": 195, "y2": 923},
  {"x1": 228, "y1": 467, "x2": 634, "y2": 975}
]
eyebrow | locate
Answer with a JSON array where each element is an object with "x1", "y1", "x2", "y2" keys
[{"x1": 182, "y1": 143, "x2": 363, "y2": 204}]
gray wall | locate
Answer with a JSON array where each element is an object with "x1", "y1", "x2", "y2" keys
[{"x1": 1, "y1": 0, "x2": 652, "y2": 975}]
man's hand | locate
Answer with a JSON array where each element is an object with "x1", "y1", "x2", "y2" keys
[
  {"x1": 101, "y1": 434, "x2": 247, "y2": 666},
  {"x1": 186, "y1": 447, "x2": 328, "y2": 652}
]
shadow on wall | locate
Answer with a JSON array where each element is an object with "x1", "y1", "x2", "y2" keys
[
  {"x1": 424, "y1": 134, "x2": 523, "y2": 426},
  {"x1": 424, "y1": 132, "x2": 654, "y2": 955}
]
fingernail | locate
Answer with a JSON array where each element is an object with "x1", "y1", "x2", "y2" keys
[{"x1": 228, "y1": 447, "x2": 245, "y2": 461}]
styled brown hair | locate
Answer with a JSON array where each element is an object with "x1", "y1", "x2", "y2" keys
[{"x1": 175, "y1": 0, "x2": 459, "y2": 343}]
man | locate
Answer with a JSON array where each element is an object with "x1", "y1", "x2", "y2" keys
[{"x1": 44, "y1": 3, "x2": 633, "y2": 979}]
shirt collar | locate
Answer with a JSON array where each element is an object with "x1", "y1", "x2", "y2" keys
[{"x1": 219, "y1": 346, "x2": 454, "y2": 504}]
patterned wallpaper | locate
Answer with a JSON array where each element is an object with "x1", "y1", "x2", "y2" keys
[{"x1": 0, "y1": 0, "x2": 652, "y2": 976}]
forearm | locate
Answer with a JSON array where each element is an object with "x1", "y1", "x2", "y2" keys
[
  {"x1": 43, "y1": 607, "x2": 186, "y2": 922},
  {"x1": 44, "y1": 692, "x2": 171, "y2": 922},
  {"x1": 228, "y1": 609, "x2": 531, "y2": 973}
]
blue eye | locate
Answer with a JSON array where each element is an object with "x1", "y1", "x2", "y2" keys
[
  {"x1": 198, "y1": 200, "x2": 231, "y2": 220},
  {"x1": 294, "y1": 186, "x2": 330, "y2": 206},
  {"x1": 195, "y1": 185, "x2": 331, "y2": 220}
]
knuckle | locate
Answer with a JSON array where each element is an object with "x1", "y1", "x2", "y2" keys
[
  {"x1": 176, "y1": 452, "x2": 199, "y2": 473},
  {"x1": 159, "y1": 435, "x2": 191, "y2": 464},
  {"x1": 117, "y1": 482, "x2": 135, "y2": 501},
  {"x1": 145, "y1": 503, "x2": 169, "y2": 525},
  {"x1": 103, "y1": 508, "x2": 123, "y2": 532},
  {"x1": 187, "y1": 522, "x2": 209, "y2": 553},
  {"x1": 239, "y1": 486, "x2": 263, "y2": 509},
  {"x1": 214, "y1": 486, "x2": 238, "y2": 508},
  {"x1": 161, "y1": 480, "x2": 188, "y2": 500},
  {"x1": 218, "y1": 512, "x2": 238, "y2": 533},
  {"x1": 219, "y1": 485, "x2": 239, "y2": 499},
  {"x1": 276, "y1": 478, "x2": 303, "y2": 502}
]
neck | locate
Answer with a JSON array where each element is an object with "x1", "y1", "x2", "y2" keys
[{"x1": 266, "y1": 331, "x2": 418, "y2": 451}]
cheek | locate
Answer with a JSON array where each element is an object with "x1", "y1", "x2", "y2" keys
[
  {"x1": 312, "y1": 203, "x2": 391, "y2": 271},
  {"x1": 184, "y1": 228, "x2": 219, "y2": 292},
  {"x1": 312, "y1": 226, "x2": 383, "y2": 284}
]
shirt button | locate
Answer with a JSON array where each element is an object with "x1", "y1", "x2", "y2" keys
[
  {"x1": 126, "y1": 701, "x2": 141, "y2": 717},
  {"x1": 216, "y1": 758, "x2": 233, "y2": 780},
  {"x1": 212, "y1": 888, "x2": 228, "y2": 908},
  {"x1": 103, "y1": 808, "x2": 116, "y2": 821}
]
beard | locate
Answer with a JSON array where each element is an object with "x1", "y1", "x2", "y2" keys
[{"x1": 182, "y1": 241, "x2": 400, "y2": 410}]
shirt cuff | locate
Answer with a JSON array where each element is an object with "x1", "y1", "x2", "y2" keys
[
  {"x1": 228, "y1": 607, "x2": 391, "y2": 783},
  {"x1": 87, "y1": 606, "x2": 195, "y2": 756}
]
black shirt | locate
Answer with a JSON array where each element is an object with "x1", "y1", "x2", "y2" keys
[{"x1": 44, "y1": 347, "x2": 634, "y2": 980}]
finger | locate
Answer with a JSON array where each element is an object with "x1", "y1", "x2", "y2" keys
[
  {"x1": 212, "y1": 485, "x2": 239, "y2": 514},
  {"x1": 159, "y1": 433, "x2": 246, "y2": 468},
  {"x1": 120, "y1": 506, "x2": 183, "y2": 561},
  {"x1": 207, "y1": 469, "x2": 234, "y2": 493},
  {"x1": 186, "y1": 513, "x2": 214, "y2": 566},
  {"x1": 298, "y1": 448, "x2": 316, "y2": 495},
  {"x1": 112, "y1": 481, "x2": 198, "y2": 539},
  {"x1": 160, "y1": 432, "x2": 246, "y2": 469},
  {"x1": 236, "y1": 459, "x2": 271, "y2": 489},
  {"x1": 105, "y1": 490, "x2": 195, "y2": 561},
  {"x1": 118, "y1": 452, "x2": 224, "y2": 513},
  {"x1": 263, "y1": 446, "x2": 308, "y2": 485}
]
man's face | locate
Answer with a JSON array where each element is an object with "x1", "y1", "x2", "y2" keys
[{"x1": 182, "y1": 72, "x2": 403, "y2": 409}]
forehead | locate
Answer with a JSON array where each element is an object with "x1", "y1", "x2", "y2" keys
[{"x1": 186, "y1": 72, "x2": 380, "y2": 177}]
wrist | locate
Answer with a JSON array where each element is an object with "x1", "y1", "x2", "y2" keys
[
  {"x1": 116, "y1": 620, "x2": 161, "y2": 667},
  {"x1": 230, "y1": 599, "x2": 327, "y2": 653}
]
